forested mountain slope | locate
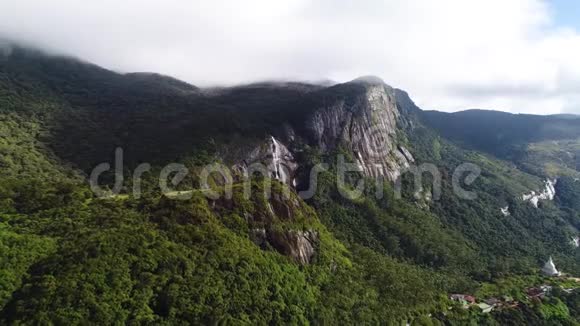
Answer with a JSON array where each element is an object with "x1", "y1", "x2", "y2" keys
[
  {"x1": 2, "y1": 43, "x2": 580, "y2": 324},
  {"x1": 420, "y1": 109, "x2": 580, "y2": 179}
]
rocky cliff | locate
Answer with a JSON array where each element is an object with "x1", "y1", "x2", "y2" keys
[
  {"x1": 234, "y1": 77, "x2": 415, "y2": 186},
  {"x1": 210, "y1": 183, "x2": 319, "y2": 265},
  {"x1": 227, "y1": 77, "x2": 417, "y2": 263},
  {"x1": 234, "y1": 136, "x2": 298, "y2": 186},
  {"x1": 303, "y1": 76, "x2": 414, "y2": 181}
]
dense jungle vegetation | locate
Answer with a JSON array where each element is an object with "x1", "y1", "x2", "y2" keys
[{"x1": 2, "y1": 45, "x2": 580, "y2": 324}]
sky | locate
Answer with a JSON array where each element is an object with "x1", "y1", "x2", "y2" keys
[{"x1": 1, "y1": 0, "x2": 580, "y2": 114}]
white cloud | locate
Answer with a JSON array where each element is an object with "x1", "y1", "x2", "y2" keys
[{"x1": 0, "y1": 0, "x2": 579, "y2": 114}]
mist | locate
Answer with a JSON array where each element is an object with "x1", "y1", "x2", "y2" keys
[{"x1": 1, "y1": 0, "x2": 580, "y2": 114}]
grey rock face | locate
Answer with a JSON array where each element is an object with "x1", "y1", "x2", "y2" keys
[
  {"x1": 305, "y1": 81, "x2": 414, "y2": 181},
  {"x1": 210, "y1": 182, "x2": 318, "y2": 265},
  {"x1": 250, "y1": 228, "x2": 268, "y2": 249},
  {"x1": 235, "y1": 136, "x2": 298, "y2": 186},
  {"x1": 267, "y1": 230, "x2": 318, "y2": 265},
  {"x1": 249, "y1": 228, "x2": 318, "y2": 265},
  {"x1": 227, "y1": 78, "x2": 416, "y2": 265}
]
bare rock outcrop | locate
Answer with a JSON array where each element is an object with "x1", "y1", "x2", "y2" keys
[
  {"x1": 234, "y1": 136, "x2": 298, "y2": 186},
  {"x1": 210, "y1": 184, "x2": 318, "y2": 265},
  {"x1": 304, "y1": 77, "x2": 414, "y2": 181},
  {"x1": 267, "y1": 229, "x2": 318, "y2": 265}
]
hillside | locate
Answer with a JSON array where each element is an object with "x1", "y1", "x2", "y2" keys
[
  {"x1": 420, "y1": 109, "x2": 580, "y2": 178},
  {"x1": 2, "y1": 44, "x2": 580, "y2": 324}
]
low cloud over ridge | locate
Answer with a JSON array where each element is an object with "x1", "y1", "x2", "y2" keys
[{"x1": 1, "y1": 0, "x2": 579, "y2": 114}]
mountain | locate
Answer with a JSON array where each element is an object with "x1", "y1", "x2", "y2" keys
[
  {"x1": 420, "y1": 109, "x2": 580, "y2": 178},
  {"x1": 2, "y1": 43, "x2": 580, "y2": 324}
]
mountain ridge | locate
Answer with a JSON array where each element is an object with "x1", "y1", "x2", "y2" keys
[{"x1": 3, "y1": 44, "x2": 580, "y2": 324}]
